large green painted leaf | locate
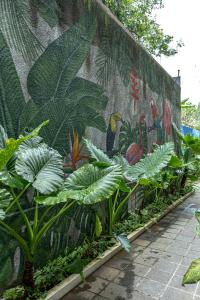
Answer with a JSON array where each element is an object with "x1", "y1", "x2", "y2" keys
[
  {"x1": 27, "y1": 14, "x2": 97, "y2": 105},
  {"x1": 32, "y1": 0, "x2": 59, "y2": 27},
  {"x1": 22, "y1": 96, "x2": 106, "y2": 154},
  {"x1": 15, "y1": 146, "x2": 64, "y2": 194},
  {"x1": 126, "y1": 142, "x2": 174, "y2": 181},
  {"x1": 183, "y1": 258, "x2": 200, "y2": 284},
  {"x1": 66, "y1": 77, "x2": 108, "y2": 110},
  {"x1": 0, "y1": 0, "x2": 43, "y2": 62},
  {"x1": 0, "y1": 31, "x2": 25, "y2": 137}
]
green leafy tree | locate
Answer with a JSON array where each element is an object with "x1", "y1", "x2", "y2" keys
[
  {"x1": 181, "y1": 99, "x2": 200, "y2": 130},
  {"x1": 102, "y1": 0, "x2": 183, "y2": 56}
]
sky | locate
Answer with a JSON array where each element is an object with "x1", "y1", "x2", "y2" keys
[{"x1": 154, "y1": 0, "x2": 200, "y2": 104}]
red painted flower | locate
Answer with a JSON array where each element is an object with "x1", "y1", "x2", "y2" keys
[
  {"x1": 151, "y1": 102, "x2": 158, "y2": 119},
  {"x1": 163, "y1": 101, "x2": 172, "y2": 135},
  {"x1": 130, "y1": 69, "x2": 140, "y2": 109}
]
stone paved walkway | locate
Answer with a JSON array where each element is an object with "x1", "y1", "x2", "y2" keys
[{"x1": 62, "y1": 191, "x2": 200, "y2": 300}]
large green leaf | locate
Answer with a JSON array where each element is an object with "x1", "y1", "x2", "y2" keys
[
  {"x1": 62, "y1": 164, "x2": 123, "y2": 205},
  {"x1": 114, "y1": 234, "x2": 131, "y2": 253},
  {"x1": 37, "y1": 164, "x2": 123, "y2": 205},
  {"x1": 27, "y1": 14, "x2": 97, "y2": 105},
  {"x1": 126, "y1": 142, "x2": 174, "y2": 181},
  {"x1": 0, "y1": 125, "x2": 8, "y2": 149},
  {"x1": 0, "y1": 171, "x2": 24, "y2": 189},
  {"x1": 15, "y1": 146, "x2": 64, "y2": 194},
  {"x1": 183, "y1": 258, "x2": 200, "y2": 284},
  {"x1": 0, "y1": 31, "x2": 25, "y2": 137},
  {"x1": 0, "y1": 121, "x2": 48, "y2": 171},
  {"x1": 83, "y1": 138, "x2": 112, "y2": 164},
  {"x1": 0, "y1": 188, "x2": 13, "y2": 220}
]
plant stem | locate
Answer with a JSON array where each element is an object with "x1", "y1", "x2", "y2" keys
[
  {"x1": 113, "y1": 182, "x2": 140, "y2": 224},
  {"x1": 108, "y1": 197, "x2": 113, "y2": 236},
  {"x1": 5, "y1": 183, "x2": 31, "y2": 214}
]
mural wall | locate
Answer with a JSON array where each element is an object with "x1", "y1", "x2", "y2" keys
[{"x1": 0, "y1": 0, "x2": 180, "y2": 290}]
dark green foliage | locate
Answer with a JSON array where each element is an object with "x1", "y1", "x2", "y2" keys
[
  {"x1": 0, "y1": 32, "x2": 25, "y2": 137},
  {"x1": 3, "y1": 286, "x2": 25, "y2": 300},
  {"x1": 101, "y1": 0, "x2": 183, "y2": 57}
]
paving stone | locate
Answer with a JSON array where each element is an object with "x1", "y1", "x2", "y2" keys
[
  {"x1": 132, "y1": 238, "x2": 151, "y2": 247},
  {"x1": 115, "y1": 250, "x2": 133, "y2": 261},
  {"x1": 126, "y1": 263, "x2": 150, "y2": 277},
  {"x1": 61, "y1": 290, "x2": 96, "y2": 300},
  {"x1": 166, "y1": 228, "x2": 181, "y2": 234},
  {"x1": 162, "y1": 287, "x2": 194, "y2": 300},
  {"x1": 104, "y1": 257, "x2": 130, "y2": 270},
  {"x1": 181, "y1": 256, "x2": 194, "y2": 266},
  {"x1": 136, "y1": 278, "x2": 165, "y2": 298},
  {"x1": 149, "y1": 241, "x2": 169, "y2": 251},
  {"x1": 114, "y1": 271, "x2": 143, "y2": 287},
  {"x1": 129, "y1": 290, "x2": 157, "y2": 299},
  {"x1": 185, "y1": 250, "x2": 200, "y2": 259},
  {"x1": 166, "y1": 245, "x2": 189, "y2": 255},
  {"x1": 153, "y1": 259, "x2": 177, "y2": 274},
  {"x1": 154, "y1": 237, "x2": 173, "y2": 245},
  {"x1": 79, "y1": 276, "x2": 109, "y2": 294},
  {"x1": 99, "y1": 282, "x2": 129, "y2": 299},
  {"x1": 168, "y1": 240, "x2": 190, "y2": 249},
  {"x1": 141, "y1": 248, "x2": 163, "y2": 259},
  {"x1": 161, "y1": 252, "x2": 183, "y2": 264},
  {"x1": 134, "y1": 254, "x2": 158, "y2": 266},
  {"x1": 195, "y1": 283, "x2": 200, "y2": 296},
  {"x1": 169, "y1": 275, "x2": 197, "y2": 293},
  {"x1": 139, "y1": 233, "x2": 157, "y2": 242},
  {"x1": 93, "y1": 266, "x2": 120, "y2": 281},
  {"x1": 173, "y1": 265, "x2": 188, "y2": 276},
  {"x1": 145, "y1": 268, "x2": 171, "y2": 284},
  {"x1": 176, "y1": 234, "x2": 195, "y2": 242},
  {"x1": 190, "y1": 244, "x2": 200, "y2": 251},
  {"x1": 151, "y1": 225, "x2": 166, "y2": 232},
  {"x1": 161, "y1": 232, "x2": 177, "y2": 239},
  {"x1": 93, "y1": 296, "x2": 108, "y2": 300}
]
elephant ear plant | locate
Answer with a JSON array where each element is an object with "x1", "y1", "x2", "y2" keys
[
  {"x1": 0, "y1": 123, "x2": 124, "y2": 292},
  {"x1": 82, "y1": 139, "x2": 174, "y2": 250}
]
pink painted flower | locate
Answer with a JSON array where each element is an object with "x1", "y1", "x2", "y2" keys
[{"x1": 163, "y1": 101, "x2": 172, "y2": 135}]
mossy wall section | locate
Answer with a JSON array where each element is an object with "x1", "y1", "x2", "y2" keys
[{"x1": 0, "y1": 0, "x2": 180, "y2": 290}]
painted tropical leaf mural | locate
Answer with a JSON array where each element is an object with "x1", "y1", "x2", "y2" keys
[
  {"x1": 27, "y1": 14, "x2": 97, "y2": 104},
  {"x1": 0, "y1": 31, "x2": 25, "y2": 138},
  {"x1": 0, "y1": 0, "x2": 43, "y2": 62},
  {"x1": 20, "y1": 14, "x2": 108, "y2": 154}
]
